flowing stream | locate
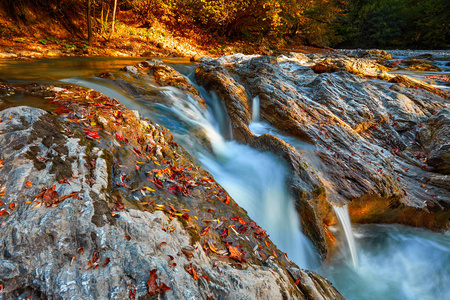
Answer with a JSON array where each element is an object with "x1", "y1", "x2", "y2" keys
[{"x1": 1, "y1": 57, "x2": 449, "y2": 299}]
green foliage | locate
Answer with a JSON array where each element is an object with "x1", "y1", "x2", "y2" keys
[{"x1": 336, "y1": 0, "x2": 450, "y2": 49}]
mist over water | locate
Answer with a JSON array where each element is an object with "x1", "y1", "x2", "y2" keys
[{"x1": 319, "y1": 225, "x2": 450, "y2": 300}]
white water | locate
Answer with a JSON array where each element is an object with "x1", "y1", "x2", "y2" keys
[
  {"x1": 320, "y1": 225, "x2": 450, "y2": 300},
  {"x1": 333, "y1": 205, "x2": 358, "y2": 268},
  {"x1": 62, "y1": 74, "x2": 318, "y2": 269},
  {"x1": 252, "y1": 95, "x2": 260, "y2": 122},
  {"x1": 2, "y1": 57, "x2": 448, "y2": 299},
  {"x1": 249, "y1": 120, "x2": 360, "y2": 268}
]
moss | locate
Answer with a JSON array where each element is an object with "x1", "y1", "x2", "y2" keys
[
  {"x1": 177, "y1": 216, "x2": 200, "y2": 246},
  {"x1": 90, "y1": 191, "x2": 116, "y2": 227},
  {"x1": 13, "y1": 143, "x2": 24, "y2": 151},
  {"x1": 100, "y1": 149, "x2": 113, "y2": 194},
  {"x1": 24, "y1": 145, "x2": 46, "y2": 170}
]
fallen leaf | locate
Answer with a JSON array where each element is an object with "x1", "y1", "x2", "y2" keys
[
  {"x1": 200, "y1": 227, "x2": 210, "y2": 236},
  {"x1": 228, "y1": 245, "x2": 245, "y2": 262},
  {"x1": 147, "y1": 269, "x2": 170, "y2": 295},
  {"x1": 184, "y1": 263, "x2": 199, "y2": 280},
  {"x1": 102, "y1": 257, "x2": 110, "y2": 267},
  {"x1": 25, "y1": 181, "x2": 33, "y2": 188},
  {"x1": 231, "y1": 216, "x2": 246, "y2": 225}
]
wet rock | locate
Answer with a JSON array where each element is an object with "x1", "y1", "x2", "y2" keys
[
  {"x1": 401, "y1": 58, "x2": 441, "y2": 72},
  {"x1": 0, "y1": 91, "x2": 342, "y2": 299},
  {"x1": 118, "y1": 59, "x2": 206, "y2": 108},
  {"x1": 311, "y1": 55, "x2": 390, "y2": 78},
  {"x1": 139, "y1": 59, "x2": 201, "y2": 97},
  {"x1": 389, "y1": 75, "x2": 449, "y2": 99},
  {"x1": 0, "y1": 52, "x2": 18, "y2": 59},
  {"x1": 357, "y1": 49, "x2": 393, "y2": 61},
  {"x1": 196, "y1": 54, "x2": 450, "y2": 258},
  {"x1": 419, "y1": 108, "x2": 450, "y2": 174},
  {"x1": 45, "y1": 49, "x2": 63, "y2": 58}
]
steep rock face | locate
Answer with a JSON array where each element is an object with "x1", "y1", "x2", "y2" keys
[
  {"x1": 0, "y1": 85, "x2": 343, "y2": 300},
  {"x1": 195, "y1": 54, "x2": 450, "y2": 258}
]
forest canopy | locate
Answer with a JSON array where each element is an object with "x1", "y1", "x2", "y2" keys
[{"x1": 2, "y1": 0, "x2": 449, "y2": 49}]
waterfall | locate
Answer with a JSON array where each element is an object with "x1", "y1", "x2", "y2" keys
[
  {"x1": 334, "y1": 205, "x2": 358, "y2": 268},
  {"x1": 252, "y1": 95, "x2": 260, "y2": 122}
]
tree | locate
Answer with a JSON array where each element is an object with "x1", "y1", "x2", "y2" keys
[
  {"x1": 87, "y1": 0, "x2": 93, "y2": 44},
  {"x1": 110, "y1": 0, "x2": 118, "y2": 39}
]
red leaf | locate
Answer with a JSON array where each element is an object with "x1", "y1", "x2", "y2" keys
[
  {"x1": 158, "y1": 282, "x2": 171, "y2": 293},
  {"x1": 223, "y1": 194, "x2": 231, "y2": 205},
  {"x1": 129, "y1": 289, "x2": 136, "y2": 300},
  {"x1": 231, "y1": 216, "x2": 246, "y2": 225},
  {"x1": 84, "y1": 129, "x2": 100, "y2": 139},
  {"x1": 147, "y1": 269, "x2": 158, "y2": 295},
  {"x1": 147, "y1": 269, "x2": 170, "y2": 295},
  {"x1": 25, "y1": 181, "x2": 33, "y2": 188},
  {"x1": 102, "y1": 257, "x2": 110, "y2": 267},
  {"x1": 220, "y1": 228, "x2": 228, "y2": 238},
  {"x1": 116, "y1": 133, "x2": 123, "y2": 140},
  {"x1": 182, "y1": 213, "x2": 191, "y2": 221}
]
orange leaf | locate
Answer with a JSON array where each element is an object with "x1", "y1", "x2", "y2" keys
[
  {"x1": 25, "y1": 181, "x2": 33, "y2": 188},
  {"x1": 200, "y1": 227, "x2": 210, "y2": 236},
  {"x1": 231, "y1": 216, "x2": 246, "y2": 225},
  {"x1": 201, "y1": 177, "x2": 214, "y2": 182},
  {"x1": 9, "y1": 203, "x2": 15, "y2": 210},
  {"x1": 228, "y1": 245, "x2": 244, "y2": 262},
  {"x1": 272, "y1": 249, "x2": 278, "y2": 258},
  {"x1": 59, "y1": 192, "x2": 78, "y2": 201}
]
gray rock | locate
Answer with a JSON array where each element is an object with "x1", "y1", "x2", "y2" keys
[{"x1": 0, "y1": 104, "x2": 342, "y2": 299}]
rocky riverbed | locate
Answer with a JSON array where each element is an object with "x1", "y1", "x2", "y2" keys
[
  {"x1": 0, "y1": 49, "x2": 449, "y2": 299},
  {"x1": 0, "y1": 81, "x2": 342, "y2": 299}
]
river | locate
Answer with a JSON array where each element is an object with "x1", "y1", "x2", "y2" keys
[{"x1": 1, "y1": 56, "x2": 449, "y2": 300}]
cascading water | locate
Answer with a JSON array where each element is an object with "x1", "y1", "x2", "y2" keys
[
  {"x1": 252, "y1": 95, "x2": 260, "y2": 122},
  {"x1": 1, "y1": 57, "x2": 449, "y2": 300},
  {"x1": 249, "y1": 119, "x2": 360, "y2": 268},
  {"x1": 333, "y1": 205, "x2": 358, "y2": 268},
  {"x1": 62, "y1": 69, "x2": 319, "y2": 269}
]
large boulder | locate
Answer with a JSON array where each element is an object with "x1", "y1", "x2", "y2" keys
[
  {"x1": 311, "y1": 55, "x2": 390, "y2": 78},
  {"x1": 0, "y1": 85, "x2": 343, "y2": 300},
  {"x1": 195, "y1": 54, "x2": 450, "y2": 258},
  {"x1": 401, "y1": 58, "x2": 442, "y2": 72}
]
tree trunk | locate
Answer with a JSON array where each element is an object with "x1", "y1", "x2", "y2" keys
[
  {"x1": 110, "y1": 0, "x2": 118, "y2": 39},
  {"x1": 87, "y1": 0, "x2": 93, "y2": 44}
]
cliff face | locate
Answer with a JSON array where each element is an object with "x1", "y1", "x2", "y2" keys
[{"x1": 0, "y1": 81, "x2": 342, "y2": 299}]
